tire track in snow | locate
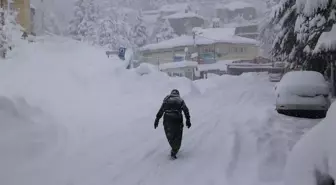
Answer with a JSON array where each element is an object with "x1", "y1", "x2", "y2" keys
[{"x1": 226, "y1": 124, "x2": 241, "y2": 179}]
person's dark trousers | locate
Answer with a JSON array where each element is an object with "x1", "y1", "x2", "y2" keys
[{"x1": 163, "y1": 122, "x2": 183, "y2": 156}]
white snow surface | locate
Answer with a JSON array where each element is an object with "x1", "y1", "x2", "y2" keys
[
  {"x1": 159, "y1": 61, "x2": 198, "y2": 70},
  {"x1": 216, "y1": 1, "x2": 255, "y2": 11},
  {"x1": 134, "y1": 63, "x2": 160, "y2": 75},
  {"x1": 198, "y1": 60, "x2": 236, "y2": 71},
  {"x1": 0, "y1": 37, "x2": 321, "y2": 185},
  {"x1": 141, "y1": 28, "x2": 258, "y2": 51},
  {"x1": 163, "y1": 12, "x2": 205, "y2": 20},
  {"x1": 159, "y1": 3, "x2": 190, "y2": 13},
  {"x1": 284, "y1": 101, "x2": 336, "y2": 185}
]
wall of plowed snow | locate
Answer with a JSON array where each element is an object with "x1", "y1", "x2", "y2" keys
[
  {"x1": 0, "y1": 36, "x2": 198, "y2": 117},
  {"x1": 0, "y1": 36, "x2": 199, "y2": 183}
]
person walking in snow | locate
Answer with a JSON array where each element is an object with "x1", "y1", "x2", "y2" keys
[{"x1": 154, "y1": 89, "x2": 191, "y2": 159}]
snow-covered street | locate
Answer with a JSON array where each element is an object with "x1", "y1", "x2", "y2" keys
[{"x1": 0, "y1": 38, "x2": 320, "y2": 185}]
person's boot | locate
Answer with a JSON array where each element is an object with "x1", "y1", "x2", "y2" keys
[{"x1": 170, "y1": 149, "x2": 177, "y2": 159}]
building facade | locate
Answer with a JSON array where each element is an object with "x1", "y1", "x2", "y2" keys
[
  {"x1": 1, "y1": 0, "x2": 32, "y2": 33},
  {"x1": 141, "y1": 42, "x2": 259, "y2": 66}
]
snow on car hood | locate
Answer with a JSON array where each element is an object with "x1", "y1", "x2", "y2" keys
[{"x1": 276, "y1": 83, "x2": 329, "y2": 97}]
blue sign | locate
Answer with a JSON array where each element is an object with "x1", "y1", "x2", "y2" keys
[
  {"x1": 118, "y1": 47, "x2": 126, "y2": 60},
  {"x1": 173, "y1": 56, "x2": 184, "y2": 62}
]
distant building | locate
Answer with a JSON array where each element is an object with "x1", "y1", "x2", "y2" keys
[
  {"x1": 139, "y1": 27, "x2": 260, "y2": 78},
  {"x1": 163, "y1": 12, "x2": 206, "y2": 35},
  {"x1": 235, "y1": 24, "x2": 259, "y2": 39},
  {"x1": 215, "y1": 1, "x2": 257, "y2": 22},
  {"x1": 1, "y1": 0, "x2": 33, "y2": 34},
  {"x1": 159, "y1": 3, "x2": 192, "y2": 17}
]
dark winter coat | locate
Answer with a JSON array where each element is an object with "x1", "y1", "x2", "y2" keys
[
  {"x1": 155, "y1": 94, "x2": 190, "y2": 126},
  {"x1": 155, "y1": 92, "x2": 191, "y2": 155}
]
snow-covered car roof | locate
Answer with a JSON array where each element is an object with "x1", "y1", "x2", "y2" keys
[
  {"x1": 276, "y1": 71, "x2": 329, "y2": 96},
  {"x1": 280, "y1": 71, "x2": 326, "y2": 86}
]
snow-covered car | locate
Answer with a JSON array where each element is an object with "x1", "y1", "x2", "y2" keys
[
  {"x1": 268, "y1": 62, "x2": 285, "y2": 82},
  {"x1": 275, "y1": 71, "x2": 331, "y2": 116}
]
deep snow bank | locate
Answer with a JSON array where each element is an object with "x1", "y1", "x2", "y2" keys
[
  {"x1": 0, "y1": 96, "x2": 60, "y2": 180},
  {"x1": 284, "y1": 101, "x2": 336, "y2": 185},
  {"x1": 0, "y1": 36, "x2": 197, "y2": 119},
  {"x1": 0, "y1": 36, "x2": 199, "y2": 185}
]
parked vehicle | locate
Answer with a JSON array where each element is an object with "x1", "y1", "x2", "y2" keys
[
  {"x1": 268, "y1": 62, "x2": 285, "y2": 82},
  {"x1": 275, "y1": 71, "x2": 331, "y2": 118}
]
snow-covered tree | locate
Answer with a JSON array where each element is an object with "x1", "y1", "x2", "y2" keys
[
  {"x1": 43, "y1": 12, "x2": 62, "y2": 35},
  {"x1": 96, "y1": 18, "x2": 116, "y2": 49},
  {"x1": 264, "y1": 0, "x2": 336, "y2": 71},
  {"x1": 268, "y1": 0, "x2": 299, "y2": 65},
  {"x1": 68, "y1": 0, "x2": 85, "y2": 40},
  {"x1": 0, "y1": 8, "x2": 21, "y2": 58},
  {"x1": 131, "y1": 12, "x2": 148, "y2": 47},
  {"x1": 95, "y1": 11, "x2": 133, "y2": 50},
  {"x1": 294, "y1": 0, "x2": 336, "y2": 71},
  {"x1": 155, "y1": 19, "x2": 177, "y2": 42},
  {"x1": 68, "y1": 0, "x2": 99, "y2": 42}
]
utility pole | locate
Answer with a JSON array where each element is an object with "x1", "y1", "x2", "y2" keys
[
  {"x1": 213, "y1": 43, "x2": 216, "y2": 62},
  {"x1": 41, "y1": 0, "x2": 44, "y2": 33},
  {"x1": 0, "y1": 0, "x2": 5, "y2": 58},
  {"x1": 331, "y1": 60, "x2": 335, "y2": 97}
]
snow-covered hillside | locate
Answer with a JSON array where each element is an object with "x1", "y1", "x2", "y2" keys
[{"x1": 0, "y1": 37, "x2": 318, "y2": 185}]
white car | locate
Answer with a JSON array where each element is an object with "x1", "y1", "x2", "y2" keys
[{"x1": 275, "y1": 71, "x2": 331, "y2": 117}]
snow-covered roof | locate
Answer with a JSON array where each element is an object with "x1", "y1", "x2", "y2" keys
[
  {"x1": 198, "y1": 60, "x2": 236, "y2": 71},
  {"x1": 314, "y1": 24, "x2": 336, "y2": 53},
  {"x1": 159, "y1": 61, "x2": 198, "y2": 70},
  {"x1": 227, "y1": 63, "x2": 273, "y2": 69},
  {"x1": 199, "y1": 27, "x2": 236, "y2": 38},
  {"x1": 216, "y1": 1, "x2": 255, "y2": 11},
  {"x1": 141, "y1": 28, "x2": 258, "y2": 51},
  {"x1": 159, "y1": 3, "x2": 190, "y2": 13},
  {"x1": 163, "y1": 12, "x2": 205, "y2": 20}
]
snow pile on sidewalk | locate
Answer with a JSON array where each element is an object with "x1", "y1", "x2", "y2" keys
[{"x1": 284, "y1": 101, "x2": 336, "y2": 185}]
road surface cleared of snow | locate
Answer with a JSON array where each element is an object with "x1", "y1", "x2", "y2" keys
[{"x1": 0, "y1": 37, "x2": 320, "y2": 185}]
